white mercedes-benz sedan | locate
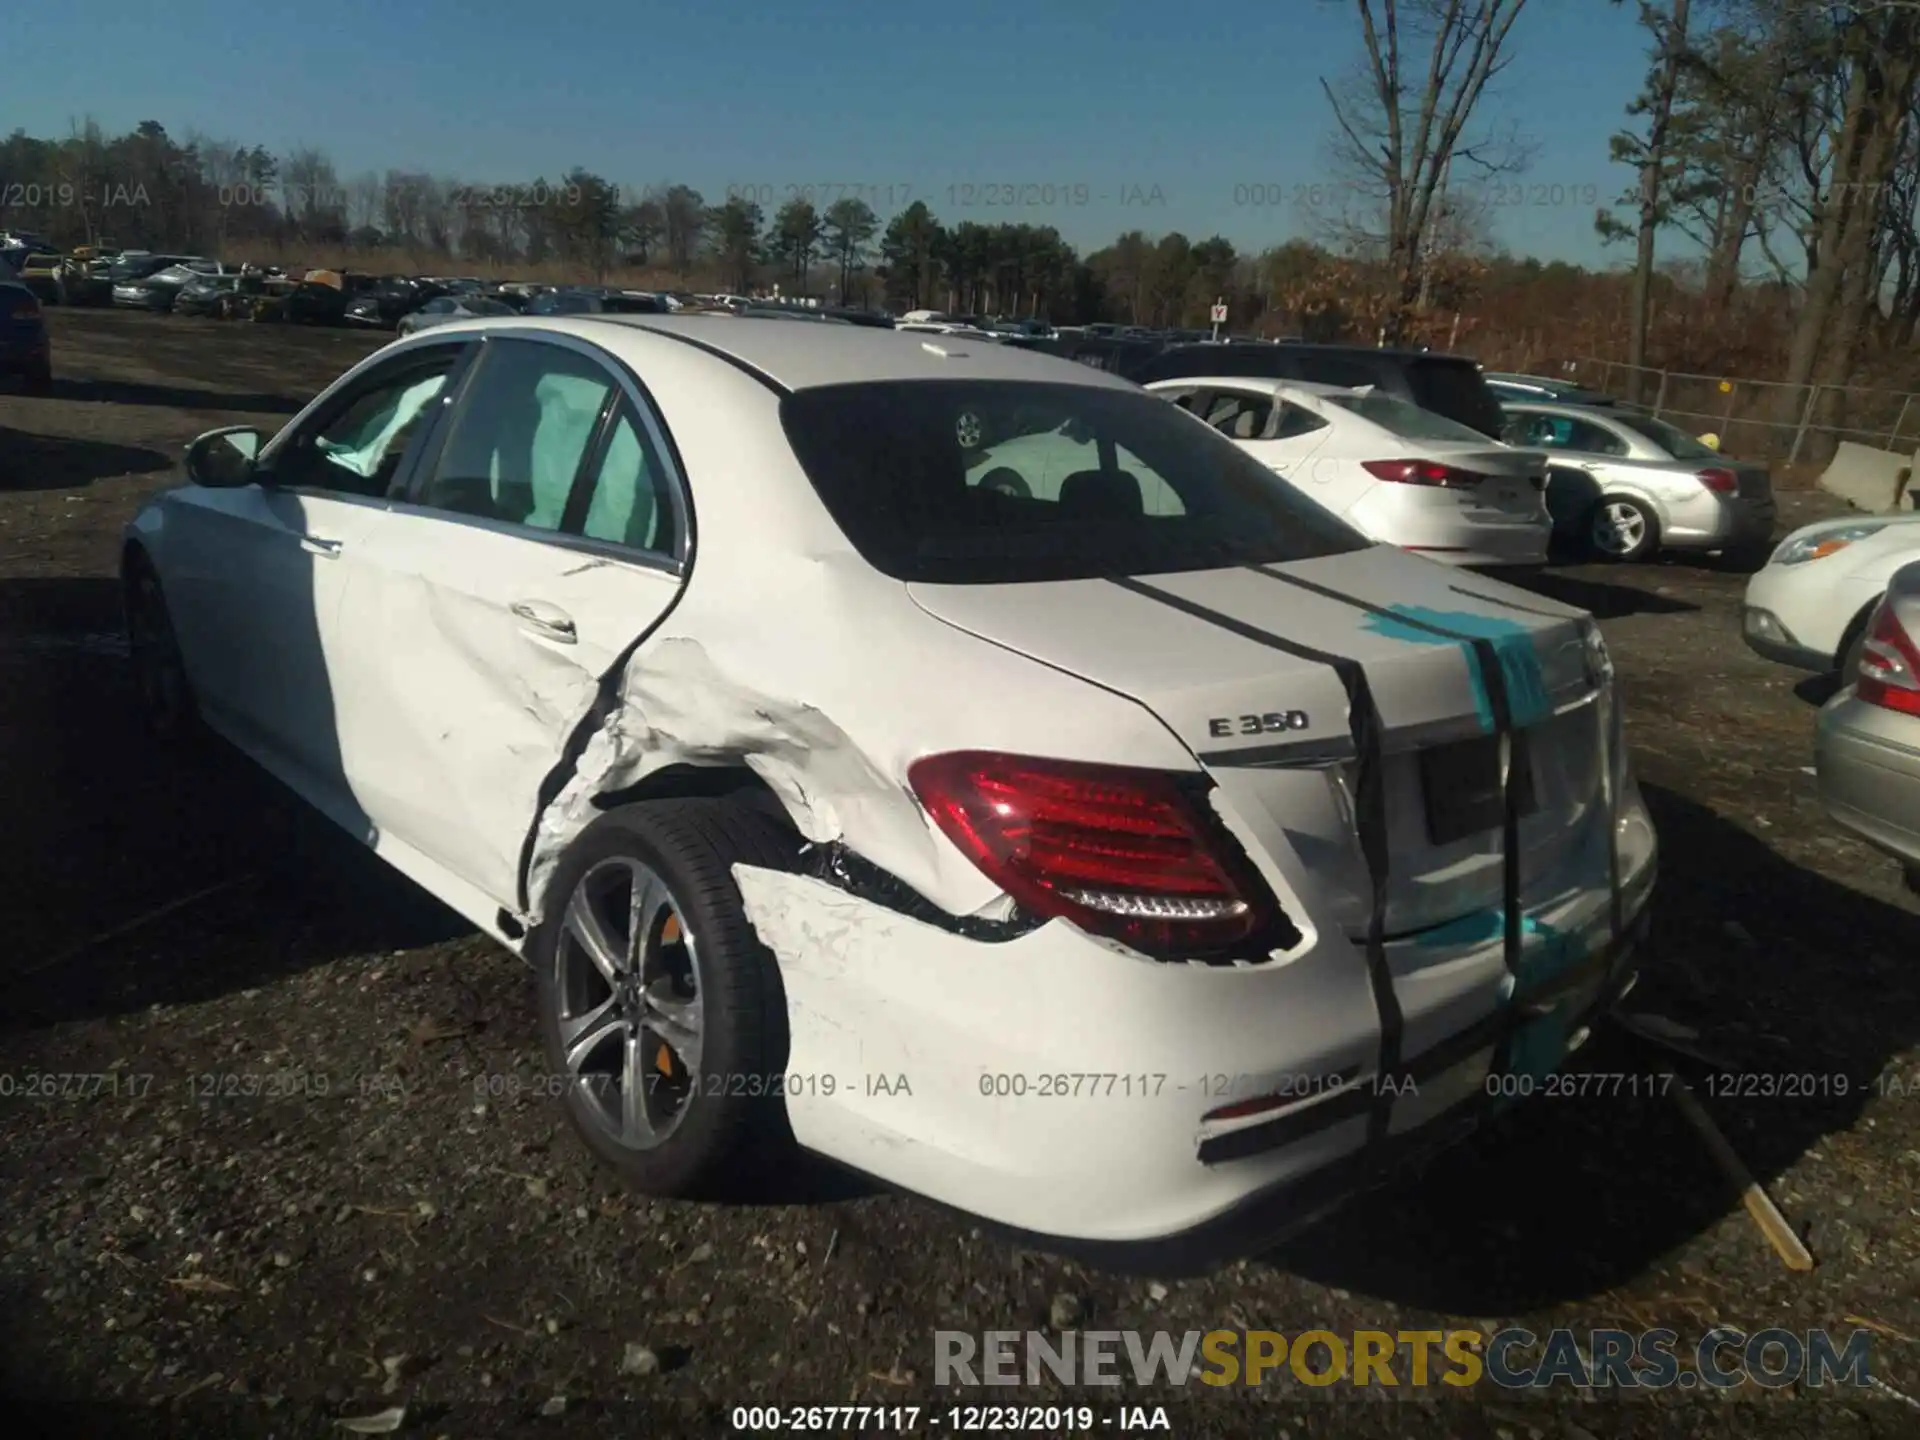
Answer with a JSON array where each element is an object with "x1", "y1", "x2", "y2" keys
[
  {"x1": 124, "y1": 315, "x2": 1656, "y2": 1260},
  {"x1": 1142, "y1": 377, "x2": 1553, "y2": 567}
]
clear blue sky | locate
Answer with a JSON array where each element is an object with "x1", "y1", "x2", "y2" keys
[{"x1": 7, "y1": 0, "x2": 1656, "y2": 265}]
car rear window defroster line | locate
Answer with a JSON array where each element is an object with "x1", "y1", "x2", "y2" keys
[{"x1": 1106, "y1": 575, "x2": 1404, "y2": 1149}]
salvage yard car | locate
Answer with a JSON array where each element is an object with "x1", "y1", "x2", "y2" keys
[
  {"x1": 1815, "y1": 559, "x2": 1920, "y2": 893},
  {"x1": 1499, "y1": 403, "x2": 1776, "y2": 563},
  {"x1": 1744, "y1": 511, "x2": 1920, "y2": 678},
  {"x1": 0, "y1": 277, "x2": 52, "y2": 392},
  {"x1": 1145, "y1": 377, "x2": 1551, "y2": 567},
  {"x1": 122, "y1": 315, "x2": 1656, "y2": 1255}
]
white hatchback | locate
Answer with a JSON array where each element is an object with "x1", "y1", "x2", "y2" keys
[
  {"x1": 124, "y1": 317, "x2": 1653, "y2": 1259},
  {"x1": 1146, "y1": 378, "x2": 1552, "y2": 566}
]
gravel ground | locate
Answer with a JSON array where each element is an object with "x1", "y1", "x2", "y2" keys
[{"x1": 1, "y1": 308, "x2": 1917, "y2": 1440}]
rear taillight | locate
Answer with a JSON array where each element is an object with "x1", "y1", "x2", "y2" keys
[
  {"x1": 8, "y1": 296, "x2": 41, "y2": 321},
  {"x1": 1856, "y1": 601, "x2": 1920, "y2": 717},
  {"x1": 1696, "y1": 467, "x2": 1739, "y2": 493},
  {"x1": 907, "y1": 750, "x2": 1279, "y2": 955},
  {"x1": 1361, "y1": 459, "x2": 1483, "y2": 488}
]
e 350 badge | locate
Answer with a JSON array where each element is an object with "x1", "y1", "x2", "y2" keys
[{"x1": 1208, "y1": 711, "x2": 1310, "y2": 738}]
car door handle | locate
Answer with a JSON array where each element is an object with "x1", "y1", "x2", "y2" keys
[
  {"x1": 298, "y1": 535, "x2": 343, "y2": 557},
  {"x1": 511, "y1": 599, "x2": 577, "y2": 643}
]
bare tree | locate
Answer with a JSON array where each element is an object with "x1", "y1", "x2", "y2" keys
[
  {"x1": 1321, "y1": 0, "x2": 1533, "y2": 342},
  {"x1": 1601, "y1": 0, "x2": 1694, "y2": 402},
  {"x1": 1776, "y1": 2, "x2": 1920, "y2": 404}
]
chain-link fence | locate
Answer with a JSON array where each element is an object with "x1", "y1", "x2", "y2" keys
[{"x1": 1562, "y1": 359, "x2": 1920, "y2": 466}]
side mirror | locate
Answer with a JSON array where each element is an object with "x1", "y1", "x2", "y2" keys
[{"x1": 184, "y1": 426, "x2": 265, "y2": 488}]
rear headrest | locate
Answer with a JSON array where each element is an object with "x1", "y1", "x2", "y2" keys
[{"x1": 1058, "y1": 468, "x2": 1143, "y2": 519}]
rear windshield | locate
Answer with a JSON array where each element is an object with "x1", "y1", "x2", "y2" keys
[
  {"x1": 1611, "y1": 412, "x2": 1721, "y2": 459},
  {"x1": 1322, "y1": 391, "x2": 1492, "y2": 444},
  {"x1": 1404, "y1": 358, "x2": 1504, "y2": 437},
  {"x1": 779, "y1": 380, "x2": 1371, "y2": 584}
]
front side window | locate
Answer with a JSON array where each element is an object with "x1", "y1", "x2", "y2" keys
[
  {"x1": 418, "y1": 339, "x2": 616, "y2": 531},
  {"x1": 271, "y1": 351, "x2": 462, "y2": 498},
  {"x1": 779, "y1": 380, "x2": 1370, "y2": 584}
]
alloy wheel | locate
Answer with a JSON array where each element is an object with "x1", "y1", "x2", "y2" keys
[
  {"x1": 1591, "y1": 501, "x2": 1646, "y2": 557},
  {"x1": 554, "y1": 857, "x2": 703, "y2": 1151}
]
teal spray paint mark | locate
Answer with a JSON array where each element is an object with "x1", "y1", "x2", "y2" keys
[
  {"x1": 1412, "y1": 909, "x2": 1590, "y2": 1091},
  {"x1": 1359, "y1": 606, "x2": 1553, "y2": 732},
  {"x1": 1370, "y1": 606, "x2": 1575, "y2": 1086}
]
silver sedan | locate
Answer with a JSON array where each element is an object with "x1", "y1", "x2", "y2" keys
[
  {"x1": 1499, "y1": 402, "x2": 1776, "y2": 563},
  {"x1": 1816, "y1": 559, "x2": 1920, "y2": 892}
]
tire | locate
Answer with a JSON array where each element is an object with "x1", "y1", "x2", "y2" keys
[
  {"x1": 123, "y1": 552, "x2": 203, "y2": 744},
  {"x1": 1836, "y1": 604, "x2": 1878, "y2": 684},
  {"x1": 1587, "y1": 496, "x2": 1660, "y2": 562},
  {"x1": 534, "y1": 797, "x2": 801, "y2": 1199},
  {"x1": 1718, "y1": 542, "x2": 1772, "y2": 573},
  {"x1": 24, "y1": 363, "x2": 51, "y2": 396},
  {"x1": 979, "y1": 466, "x2": 1030, "y2": 498}
]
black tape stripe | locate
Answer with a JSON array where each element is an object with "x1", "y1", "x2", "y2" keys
[
  {"x1": 1250, "y1": 565, "x2": 1636, "y2": 1077},
  {"x1": 1446, "y1": 583, "x2": 1580, "y2": 619},
  {"x1": 1108, "y1": 575, "x2": 1403, "y2": 1147},
  {"x1": 1451, "y1": 582, "x2": 1623, "y2": 946},
  {"x1": 1246, "y1": 565, "x2": 1526, "y2": 985}
]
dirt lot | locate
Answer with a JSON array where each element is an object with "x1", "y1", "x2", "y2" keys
[{"x1": 1, "y1": 308, "x2": 1917, "y2": 1440}]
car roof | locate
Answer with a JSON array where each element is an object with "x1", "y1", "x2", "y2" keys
[{"x1": 517, "y1": 313, "x2": 1144, "y2": 391}]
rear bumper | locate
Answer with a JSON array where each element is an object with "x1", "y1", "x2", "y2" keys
[
  {"x1": 733, "y1": 799, "x2": 1656, "y2": 1255},
  {"x1": 1816, "y1": 694, "x2": 1920, "y2": 868},
  {"x1": 1352, "y1": 490, "x2": 1551, "y2": 567}
]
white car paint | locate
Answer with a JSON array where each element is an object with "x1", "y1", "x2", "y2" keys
[
  {"x1": 127, "y1": 315, "x2": 1654, "y2": 1249},
  {"x1": 1743, "y1": 512, "x2": 1920, "y2": 673},
  {"x1": 1146, "y1": 377, "x2": 1552, "y2": 567}
]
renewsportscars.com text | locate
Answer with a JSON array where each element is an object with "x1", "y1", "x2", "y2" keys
[{"x1": 934, "y1": 1327, "x2": 1875, "y2": 1390}]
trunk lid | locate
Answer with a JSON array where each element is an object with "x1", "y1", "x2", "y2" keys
[
  {"x1": 909, "y1": 547, "x2": 1608, "y2": 938},
  {"x1": 1394, "y1": 443, "x2": 1549, "y2": 521}
]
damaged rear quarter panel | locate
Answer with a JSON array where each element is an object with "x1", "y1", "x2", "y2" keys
[{"x1": 521, "y1": 360, "x2": 1202, "y2": 927}]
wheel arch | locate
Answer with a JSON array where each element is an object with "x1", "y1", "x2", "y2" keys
[
  {"x1": 588, "y1": 763, "x2": 799, "y2": 834},
  {"x1": 1833, "y1": 591, "x2": 1885, "y2": 675}
]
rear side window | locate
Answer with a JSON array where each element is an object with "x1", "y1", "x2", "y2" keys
[
  {"x1": 1323, "y1": 392, "x2": 1491, "y2": 444},
  {"x1": 421, "y1": 339, "x2": 615, "y2": 530},
  {"x1": 1612, "y1": 412, "x2": 1719, "y2": 460},
  {"x1": 1404, "y1": 359, "x2": 1505, "y2": 438},
  {"x1": 779, "y1": 380, "x2": 1370, "y2": 584},
  {"x1": 1198, "y1": 391, "x2": 1274, "y2": 440},
  {"x1": 578, "y1": 405, "x2": 679, "y2": 556}
]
